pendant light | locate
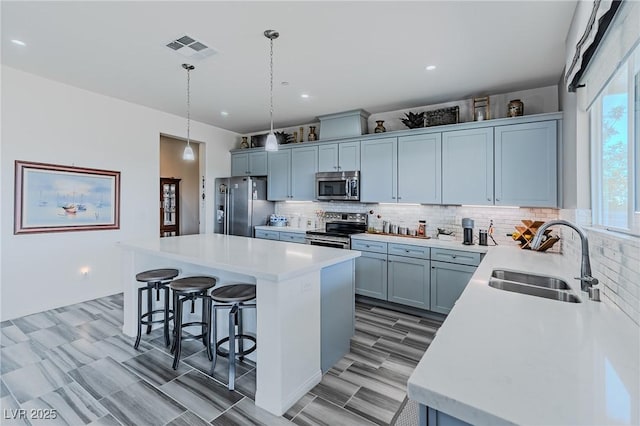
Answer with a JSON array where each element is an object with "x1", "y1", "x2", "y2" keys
[
  {"x1": 264, "y1": 29, "x2": 279, "y2": 152},
  {"x1": 182, "y1": 63, "x2": 195, "y2": 161}
]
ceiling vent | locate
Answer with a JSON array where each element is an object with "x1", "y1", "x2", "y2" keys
[{"x1": 165, "y1": 34, "x2": 217, "y2": 60}]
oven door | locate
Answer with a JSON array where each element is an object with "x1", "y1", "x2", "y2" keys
[{"x1": 305, "y1": 236, "x2": 350, "y2": 249}]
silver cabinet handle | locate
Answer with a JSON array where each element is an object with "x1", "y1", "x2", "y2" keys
[
  {"x1": 487, "y1": 198, "x2": 491, "y2": 201},
  {"x1": 452, "y1": 254, "x2": 457, "y2": 258},
  {"x1": 496, "y1": 198, "x2": 500, "y2": 202},
  {"x1": 392, "y1": 196, "x2": 396, "y2": 199}
]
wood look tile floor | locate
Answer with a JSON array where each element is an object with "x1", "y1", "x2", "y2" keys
[{"x1": 0, "y1": 294, "x2": 442, "y2": 425}]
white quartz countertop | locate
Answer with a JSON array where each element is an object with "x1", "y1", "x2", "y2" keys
[
  {"x1": 351, "y1": 232, "x2": 490, "y2": 254},
  {"x1": 119, "y1": 233, "x2": 359, "y2": 281},
  {"x1": 407, "y1": 246, "x2": 640, "y2": 425}
]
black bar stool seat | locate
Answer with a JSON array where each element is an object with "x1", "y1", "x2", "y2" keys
[
  {"x1": 170, "y1": 276, "x2": 217, "y2": 370},
  {"x1": 134, "y1": 268, "x2": 179, "y2": 349},
  {"x1": 210, "y1": 284, "x2": 257, "y2": 391}
]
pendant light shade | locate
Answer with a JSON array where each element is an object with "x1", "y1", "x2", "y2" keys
[
  {"x1": 264, "y1": 29, "x2": 279, "y2": 152},
  {"x1": 182, "y1": 63, "x2": 196, "y2": 161}
]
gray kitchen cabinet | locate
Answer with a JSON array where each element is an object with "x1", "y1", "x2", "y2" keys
[
  {"x1": 267, "y1": 147, "x2": 318, "y2": 201},
  {"x1": 254, "y1": 228, "x2": 280, "y2": 240},
  {"x1": 388, "y1": 254, "x2": 430, "y2": 310},
  {"x1": 494, "y1": 120, "x2": 558, "y2": 207},
  {"x1": 231, "y1": 151, "x2": 267, "y2": 176},
  {"x1": 355, "y1": 251, "x2": 388, "y2": 300},
  {"x1": 430, "y1": 259, "x2": 478, "y2": 315},
  {"x1": 279, "y1": 231, "x2": 307, "y2": 244},
  {"x1": 290, "y1": 146, "x2": 319, "y2": 200},
  {"x1": 267, "y1": 150, "x2": 291, "y2": 201},
  {"x1": 318, "y1": 141, "x2": 361, "y2": 172},
  {"x1": 398, "y1": 133, "x2": 442, "y2": 204},
  {"x1": 360, "y1": 137, "x2": 397, "y2": 203},
  {"x1": 442, "y1": 128, "x2": 494, "y2": 205}
]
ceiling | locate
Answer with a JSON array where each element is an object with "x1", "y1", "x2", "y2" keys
[{"x1": 1, "y1": 1, "x2": 577, "y2": 134}]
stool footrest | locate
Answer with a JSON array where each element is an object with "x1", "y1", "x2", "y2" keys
[
  {"x1": 140, "y1": 310, "x2": 174, "y2": 326},
  {"x1": 215, "y1": 335, "x2": 257, "y2": 358}
]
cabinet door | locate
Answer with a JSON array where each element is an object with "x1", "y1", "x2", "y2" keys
[
  {"x1": 355, "y1": 251, "x2": 387, "y2": 300},
  {"x1": 388, "y1": 255, "x2": 430, "y2": 309},
  {"x1": 430, "y1": 261, "x2": 476, "y2": 315},
  {"x1": 494, "y1": 121, "x2": 557, "y2": 207},
  {"x1": 442, "y1": 128, "x2": 493, "y2": 205},
  {"x1": 279, "y1": 231, "x2": 307, "y2": 244},
  {"x1": 318, "y1": 143, "x2": 339, "y2": 172},
  {"x1": 338, "y1": 141, "x2": 361, "y2": 171},
  {"x1": 267, "y1": 150, "x2": 291, "y2": 201},
  {"x1": 231, "y1": 153, "x2": 249, "y2": 177},
  {"x1": 291, "y1": 146, "x2": 318, "y2": 200},
  {"x1": 360, "y1": 137, "x2": 397, "y2": 203},
  {"x1": 255, "y1": 229, "x2": 280, "y2": 240},
  {"x1": 249, "y1": 152, "x2": 268, "y2": 176},
  {"x1": 398, "y1": 133, "x2": 442, "y2": 204}
]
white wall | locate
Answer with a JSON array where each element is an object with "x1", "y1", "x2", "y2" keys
[{"x1": 0, "y1": 66, "x2": 238, "y2": 320}]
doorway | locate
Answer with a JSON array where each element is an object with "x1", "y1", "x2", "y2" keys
[{"x1": 159, "y1": 135, "x2": 200, "y2": 236}]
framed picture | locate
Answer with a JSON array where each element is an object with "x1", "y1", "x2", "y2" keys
[{"x1": 14, "y1": 161, "x2": 120, "y2": 234}]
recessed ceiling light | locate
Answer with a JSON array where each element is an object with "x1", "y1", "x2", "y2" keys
[
  {"x1": 220, "y1": 111, "x2": 229, "y2": 116},
  {"x1": 301, "y1": 93, "x2": 310, "y2": 99},
  {"x1": 11, "y1": 39, "x2": 26, "y2": 46},
  {"x1": 425, "y1": 65, "x2": 437, "y2": 71}
]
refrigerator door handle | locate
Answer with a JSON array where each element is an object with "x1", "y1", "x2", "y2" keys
[
  {"x1": 228, "y1": 187, "x2": 234, "y2": 235},
  {"x1": 225, "y1": 188, "x2": 230, "y2": 235}
]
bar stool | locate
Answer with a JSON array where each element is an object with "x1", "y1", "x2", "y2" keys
[
  {"x1": 134, "y1": 268, "x2": 179, "y2": 349},
  {"x1": 170, "y1": 276, "x2": 217, "y2": 370},
  {"x1": 210, "y1": 284, "x2": 257, "y2": 391}
]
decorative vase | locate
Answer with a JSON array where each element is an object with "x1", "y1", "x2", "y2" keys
[
  {"x1": 507, "y1": 99, "x2": 524, "y2": 117},
  {"x1": 292, "y1": 131, "x2": 298, "y2": 143},
  {"x1": 308, "y1": 126, "x2": 317, "y2": 141},
  {"x1": 374, "y1": 120, "x2": 386, "y2": 133},
  {"x1": 240, "y1": 137, "x2": 249, "y2": 149},
  {"x1": 299, "y1": 127, "x2": 304, "y2": 142}
]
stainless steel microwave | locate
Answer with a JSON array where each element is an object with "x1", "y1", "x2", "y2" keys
[{"x1": 315, "y1": 171, "x2": 360, "y2": 201}]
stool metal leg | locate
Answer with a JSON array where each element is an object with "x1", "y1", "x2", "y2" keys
[
  {"x1": 134, "y1": 286, "x2": 144, "y2": 349},
  {"x1": 210, "y1": 305, "x2": 218, "y2": 376},
  {"x1": 163, "y1": 286, "x2": 171, "y2": 347},
  {"x1": 146, "y1": 284, "x2": 153, "y2": 334},
  {"x1": 228, "y1": 304, "x2": 238, "y2": 391},
  {"x1": 204, "y1": 297, "x2": 213, "y2": 361},
  {"x1": 172, "y1": 297, "x2": 183, "y2": 370},
  {"x1": 238, "y1": 304, "x2": 244, "y2": 362}
]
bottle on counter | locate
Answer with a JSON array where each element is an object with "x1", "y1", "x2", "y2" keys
[{"x1": 418, "y1": 220, "x2": 426, "y2": 237}]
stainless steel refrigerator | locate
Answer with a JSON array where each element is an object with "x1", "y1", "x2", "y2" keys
[{"x1": 214, "y1": 177, "x2": 274, "y2": 237}]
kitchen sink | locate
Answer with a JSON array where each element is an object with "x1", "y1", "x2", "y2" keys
[
  {"x1": 491, "y1": 270, "x2": 571, "y2": 290},
  {"x1": 489, "y1": 278, "x2": 581, "y2": 303}
]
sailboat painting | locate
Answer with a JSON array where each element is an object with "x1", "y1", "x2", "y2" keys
[{"x1": 14, "y1": 161, "x2": 120, "y2": 234}]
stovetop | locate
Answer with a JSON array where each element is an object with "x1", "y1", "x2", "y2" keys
[
  {"x1": 306, "y1": 229, "x2": 366, "y2": 238},
  {"x1": 305, "y1": 211, "x2": 367, "y2": 238}
]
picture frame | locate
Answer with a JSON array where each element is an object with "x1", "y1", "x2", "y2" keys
[{"x1": 14, "y1": 161, "x2": 121, "y2": 234}]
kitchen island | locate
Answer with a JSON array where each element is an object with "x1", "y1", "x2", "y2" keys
[
  {"x1": 408, "y1": 246, "x2": 639, "y2": 425},
  {"x1": 119, "y1": 233, "x2": 360, "y2": 416}
]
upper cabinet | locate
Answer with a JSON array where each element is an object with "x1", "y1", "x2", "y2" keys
[
  {"x1": 267, "y1": 147, "x2": 318, "y2": 201},
  {"x1": 360, "y1": 137, "x2": 397, "y2": 203},
  {"x1": 442, "y1": 128, "x2": 494, "y2": 206},
  {"x1": 494, "y1": 121, "x2": 557, "y2": 207},
  {"x1": 231, "y1": 151, "x2": 267, "y2": 176},
  {"x1": 398, "y1": 133, "x2": 442, "y2": 204},
  {"x1": 318, "y1": 141, "x2": 361, "y2": 172}
]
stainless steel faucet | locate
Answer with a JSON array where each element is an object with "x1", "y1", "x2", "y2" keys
[{"x1": 531, "y1": 220, "x2": 600, "y2": 301}]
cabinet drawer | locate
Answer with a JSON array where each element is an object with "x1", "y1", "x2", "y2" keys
[
  {"x1": 431, "y1": 248, "x2": 481, "y2": 266},
  {"x1": 279, "y1": 232, "x2": 307, "y2": 244},
  {"x1": 351, "y1": 239, "x2": 388, "y2": 254},
  {"x1": 388, "y1": 243, "x2": 430, "y2": 259},
  {"x1": 255, "y1": 229, "x2": 280, "y2": 240}
]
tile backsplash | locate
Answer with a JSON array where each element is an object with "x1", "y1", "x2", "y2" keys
[
  {"x1": 275, "y1": 202, "x2": 559, "y2": 249},
  {"x1": 560, "y1": 209, "x2": 640, "y2": 326}
]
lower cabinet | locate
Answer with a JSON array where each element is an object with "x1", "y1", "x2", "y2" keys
[
  {"x1": 355, "y1": 251, "x2": 388, "y2": 299},
  {"x1": 254, "y1": 228, "x2": 306, "y2": 244},
  {"x1": 430, "y1": 261, "x2": 477, "y2": 315},
  {"x1": 354, "y1": 240, "x2": 482, "y2": 314},
  {"x1": 388, "y1": 255, "x2": 430, "y2": 310}
]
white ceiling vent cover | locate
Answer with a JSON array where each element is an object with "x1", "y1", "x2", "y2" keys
[{"x1": 165, "y1": 34, "x2": 217, "y2": 60}]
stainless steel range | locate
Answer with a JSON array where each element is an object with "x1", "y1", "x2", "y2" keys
[{"x1": 305, "y1": 212, "x2": 367, "y2": 249}]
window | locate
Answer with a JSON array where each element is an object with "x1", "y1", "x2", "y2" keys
[{"x1": 590, "y1": 42, "x2": 640, "y2": 234}]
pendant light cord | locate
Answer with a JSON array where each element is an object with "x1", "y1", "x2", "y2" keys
[
  {"x1": 186, "y1": 66, "x2": 191, "y2": 146},
  {"x1": 269, "y1": 37, "x2": 274, "y2": 134}
]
